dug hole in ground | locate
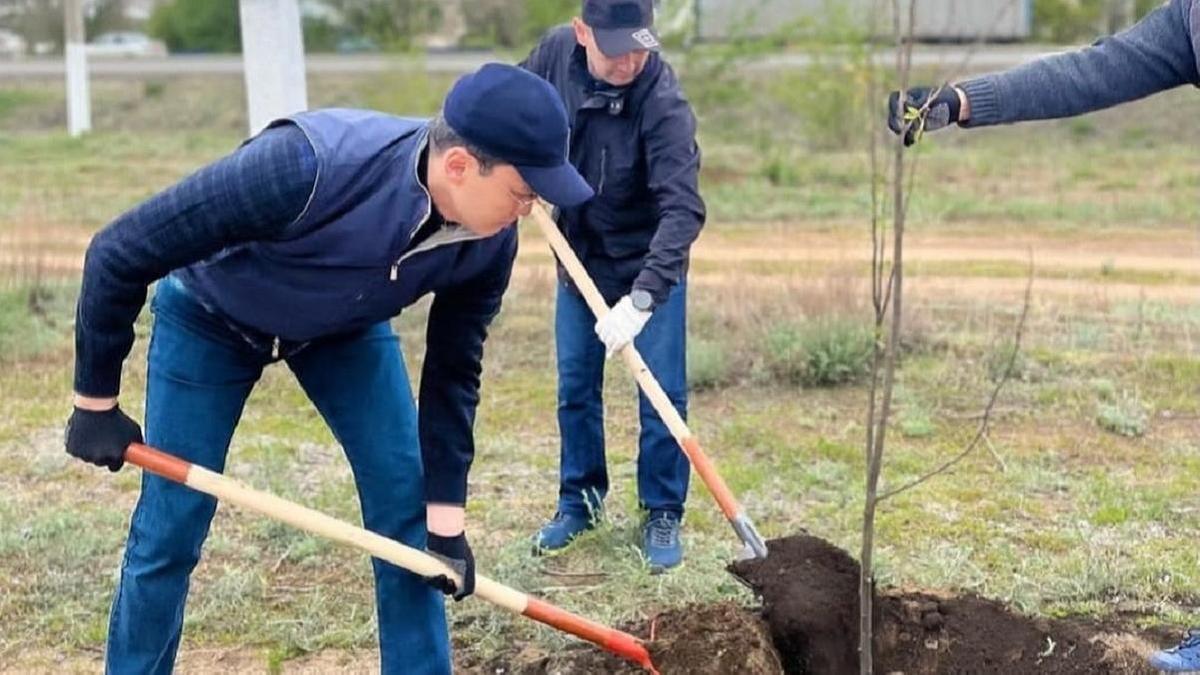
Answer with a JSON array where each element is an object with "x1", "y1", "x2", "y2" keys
[{"x1": 480, "y1": 534, "x2": 1174, "y2": 675}]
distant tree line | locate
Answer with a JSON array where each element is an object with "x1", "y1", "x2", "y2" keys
[
  {"x1": 0, "y1": 0, "x2": 578, "y2": 54},
  {"x1": 143, "y1": 0, "x2": 578, "y2": 54},
  {"x1": 0, "y1": 0, "x2": 1170, "y2": 55},
  {"x1": 1, "y1": 0, "x2": 137, "y2": 53}
]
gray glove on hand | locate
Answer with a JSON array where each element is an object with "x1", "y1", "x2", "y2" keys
[{"x1": 887, "y1": 85, "x2": 963, "y2": 146}]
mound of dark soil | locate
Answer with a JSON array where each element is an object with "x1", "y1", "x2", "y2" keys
[
  {"x1": 876, "y1": 591, "x2": 1159, "y2": 675},
  {"x1": 732, "y1": 534, "x2": 1164, "y2": 675},
  {"x1": 475, "y1": 534, "x2": 1171, "y2": 674},
  {"x1": 730, "y1": 534, "x2": 865, "y2": 674}
]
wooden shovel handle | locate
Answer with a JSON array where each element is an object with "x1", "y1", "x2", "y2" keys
[{"x1": 123, "y1": 443, "x2": 657, "y2": 672}]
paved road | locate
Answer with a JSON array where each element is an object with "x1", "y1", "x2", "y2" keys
[{"x1": 0, "y1": 45, "x2": 1068, "y2": 80}]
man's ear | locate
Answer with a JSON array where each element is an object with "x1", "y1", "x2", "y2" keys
[
  {"x1": 571, "y1": 17, "x2": 590, "y2": 48},
  {"x1": 441, "y1": 147, "x2": 472, "y2": 185}
]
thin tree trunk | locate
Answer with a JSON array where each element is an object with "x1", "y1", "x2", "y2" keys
[{"x1": 860, "y1": 2, "x2": 915, "y2": 671}]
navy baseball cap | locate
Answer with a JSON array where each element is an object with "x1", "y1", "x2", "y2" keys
[
  {"x1": 582, "y1": 0, "x2": 660, "y2": 57},
  {"x1": 443, "y1": 63, "x2": 593, "y2": 207}
]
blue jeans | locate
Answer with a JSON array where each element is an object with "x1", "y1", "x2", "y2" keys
[
  {"x1": 105, "y1": 276, "x2": 449, "y2": 675},
  {"x1": 555, "y1": 281, "x2": 690, "y2": 518}
]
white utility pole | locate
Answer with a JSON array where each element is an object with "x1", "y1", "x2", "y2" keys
[
  {"x1": 239, "y1": 0, "x2": 308, "y2": 135},
  {"x1": 64, "y1": 0, "x2": 91, "y2": 136}
]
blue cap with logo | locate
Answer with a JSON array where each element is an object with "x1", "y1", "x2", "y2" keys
[
  {"x1": 582, "y1": 0, "x2": 661, "y2": 58},
  {"x1": 443, "y1": 63, "x2": 593, "y2": 207}
]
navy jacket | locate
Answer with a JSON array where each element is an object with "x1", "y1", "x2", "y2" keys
[
  {"x1": 521, "y1": 26, "x2": 706, "y2": 306},
  {"x1": 75, "y1": 110, "x2": 516, "y2": 505}
]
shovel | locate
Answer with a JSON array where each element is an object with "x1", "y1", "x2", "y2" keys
[
  {"x1": 123, "y1": 443, "x2": 659, "y2": 673},
  {"x1": 529, "y1": 203, "x2": 768, "y2": 560}
]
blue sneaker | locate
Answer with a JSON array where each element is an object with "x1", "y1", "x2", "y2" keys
[
  {"x1": 532, "y1": 512, "x2": 595, "y2": 555},
  {"x1": 642, "y1": 510, "x2": 683, "y2": 574},
  {"x1": 1150, "y1": 629, "x2": 1200, "y2": 672}
]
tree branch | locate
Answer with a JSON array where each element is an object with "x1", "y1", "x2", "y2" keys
[{"x1": 876, "y1": 253, "x2": 1034, "y2": 502}]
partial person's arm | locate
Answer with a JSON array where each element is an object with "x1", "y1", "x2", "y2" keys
[
  {"x1": 418, "y1": 230, "x2": 515, "y2": 601},
  {"x1": 633, "y1": 87, "x2": 706, "y2": 307},
  {"x1": 66, "y1": 123, "x2": 316, "y2": 472},
  {"x1": 74, "y1": 122, "x2": 317, "y2": 401},
  {"x1": 419, "y1": 229, "x2": 518, "y2": 510},
  {"x1": 958, "y1": 0, "x2": 1200, "y2": 126}
]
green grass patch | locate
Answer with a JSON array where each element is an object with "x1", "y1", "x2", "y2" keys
[
  {"x1": 0, "y1": 89, "x2": 51, "y2": 121},
  {"x1": 761, "y1": 318, "x2": 873, "y2": 387},
  {"x1": 0, "y1": 284, "x2": 74, "y2": 362},
  {"x1": 1096, "y1": 391, "x2": 1149, "y2": 438}
]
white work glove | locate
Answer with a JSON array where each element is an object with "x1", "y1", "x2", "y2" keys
[{"x1": 595, "y1": 295, "x2": 652, "y2": 358}]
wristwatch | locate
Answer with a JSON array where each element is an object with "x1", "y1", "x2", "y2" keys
[{"x1": 630, "y1": 288, "x2": 653, "y2": 312}]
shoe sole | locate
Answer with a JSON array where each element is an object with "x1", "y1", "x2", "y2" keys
[
  {"x1": 648, "y1": 560, "x2": 684, "y2": 575},
  {"x1": 531, "y1": 541, "x2": 575, "y2": 557},
  {"x1": 531, "y1": 530, "x2": 593, "y2": 557}
]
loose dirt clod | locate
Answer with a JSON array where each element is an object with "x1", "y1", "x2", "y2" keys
[{"x1": 646, "y1": 603, "x2": 784, "y2": 674}]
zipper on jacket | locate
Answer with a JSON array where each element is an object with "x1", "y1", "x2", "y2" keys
[
  {"x1": 271, "y1": 337, "x2": 280, "y2": 359},
  {"x1": 597, "y1": 147, "x2": 607, "y2": 195},
  {"x1": 389, "y1": 225, "x2": 488, "y2": 282},
  {"x1": 390, "y1": 129, "x2": 438, "y2": 282}
]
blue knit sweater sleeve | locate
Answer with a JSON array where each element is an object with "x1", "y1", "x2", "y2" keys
[
  {"x1": 959, "y1": 0, "x2": 1200, "y2": 127},
  {"x1": 74, "y1": 123, "x2": 317, "y2": 397}
]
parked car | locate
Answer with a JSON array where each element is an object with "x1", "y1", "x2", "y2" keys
[
  {"x1": 0, "y1": 30, "x2": 27, "y2": 59},
  {"x1": 335, "y1": 35, "x2": 379, "y2": 53},
  {"x1": 86, "y1": 31, "x2": 168, "y2": 58}
]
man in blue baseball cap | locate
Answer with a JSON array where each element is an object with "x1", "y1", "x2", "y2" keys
[
  {"x1": 63, "y1": 63, "x2": 589, "y2": 675},
  {"x1": 521, "y1": 0, "x2": 705, "y2": 573},
  {"x1": 582, "y1": 0, "x2": 661, "y2": 64}
]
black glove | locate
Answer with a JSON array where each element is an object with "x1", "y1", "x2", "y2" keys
[
  {"x1": 424, "y1": 532, "x2": 475, "y2": 601},
  {"x1": 887, "y1": 85, "x2": 963, "y2": 146},
  {"x1": 64, "y1": 406, "x2": 143, "y2": 472}
]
